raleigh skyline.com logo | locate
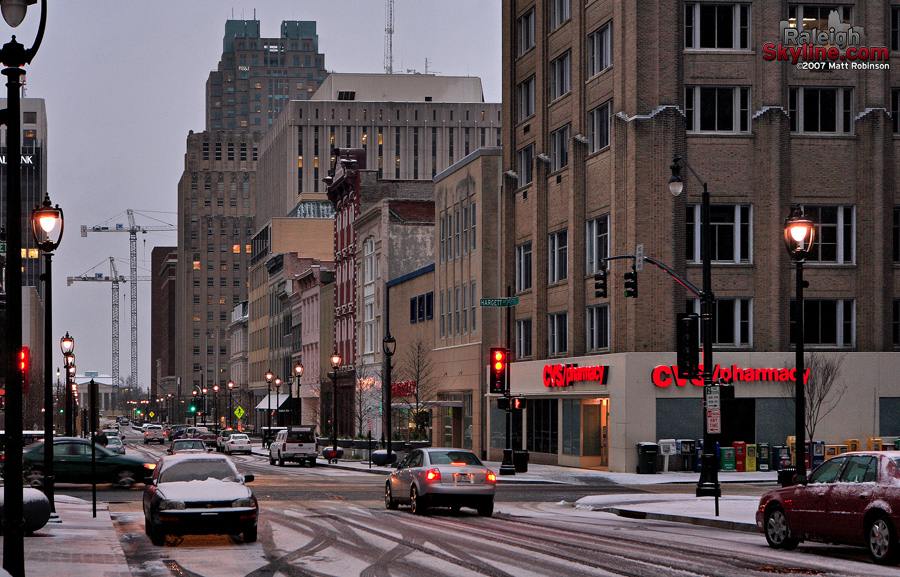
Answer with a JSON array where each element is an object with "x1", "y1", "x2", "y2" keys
[{"x1": 763, "y1": 10, "x2": 889, "y2": 70}]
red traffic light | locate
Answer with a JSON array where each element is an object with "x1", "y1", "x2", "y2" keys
[
  {"x1": 489, "y1": 348, "x2": 509, "y2": 395},
  {"x1": 511, "y1": 397, "x2": 525, "y2": 410},
  {"x1": 20, "y1": 347, "x2": 29, "y2": 393}
]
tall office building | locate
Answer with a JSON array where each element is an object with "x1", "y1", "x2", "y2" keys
[
  {"x1": 171, "y1": 20, "x2": 327, "y2": 399},
  {"x1": 501, "y1": 1, "x2": 897, "y2": 472}
]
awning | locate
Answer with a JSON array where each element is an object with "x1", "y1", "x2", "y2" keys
[{"x1": 254, "y1": 393, "x2": 291, "y2": 411}]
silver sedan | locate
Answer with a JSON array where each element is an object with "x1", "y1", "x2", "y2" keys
[{"x1": 385, "y1": 448, "x2": 496, "y2": 516}]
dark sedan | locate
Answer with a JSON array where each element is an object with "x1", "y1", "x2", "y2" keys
[
  {"x1": 23, "y1": 437, "x2": 155, "y2": 489},
  {"x1": 757, "y1": 451, "x2": 900, "y2": 565},
  {"x1": 143, "y1": 453, "x2": 258, "y2": 545}
]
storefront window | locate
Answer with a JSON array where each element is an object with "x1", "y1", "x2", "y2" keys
[
  {"x1": 438, "y1": 393, "x2": 474, "y2": 450},
  {"x1": 490, "y1": 402, "x2": 522, "y2": 450},
  {"x1": 562, "y1": 399, "x2": 581, "y2": 455},
  {"x1": 526, "y1": 399, "x2": 558, "y2": 454}
]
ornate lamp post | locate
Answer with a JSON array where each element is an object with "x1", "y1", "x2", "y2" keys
[
  {"x1": 0, "y1": 1, "x2": 48, "y2": 572},
  {"x1": 293, "y1": 362, "x2": 304, "y2": 425},
  {"x1": 212, "y1": 384, "x2": 219, "y2": 430},
  {"x1": 227, "y1": 380, "x2": 235, "y2": 428},
  {"x1": 784, "y1": 206, "x2": 816, "y2": 481},
  {"x1": 265, "y1": 369, "x2": 274, "y2": 444},
  {"x1": 382, "y1": 335, "x2": 396, "y2": 464},
  {"x1": 330, "y1": 352, "x2": 342, "y2": 452},
  {"x1": 274, "y1": 378, "x2": 282, "y2": 426},
  {"x1": 60, "y1": 333, "x2": 74, "y2": 435}
]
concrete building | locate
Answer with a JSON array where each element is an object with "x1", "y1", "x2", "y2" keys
[
  {"x1": 291, "y1": 261, "x2": 333, "y2": 428},
  {"x1": 226, "y1": 300, "x2": 249, "y2": 428},
  {"x1": 150, "y1": 247, "x2": 177, "y2": 413},
  {"x1": 432, "y1": 147, "x2": 504, "y2": 457},
  {"x1": 501, "y1": 1, "x2": 900, "y2": 472}
]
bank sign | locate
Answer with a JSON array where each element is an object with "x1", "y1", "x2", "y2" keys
[
  {"x1": 652, "y1": 364, "x2": 810, "y2": 388},
  {"x1": 543, "y1": 364, "x2": 609, "y2": 388}
]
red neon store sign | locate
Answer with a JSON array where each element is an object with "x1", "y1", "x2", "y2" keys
[
  {"x1": 652, "y1": 365, "x2": 810, "y2": 388},
  {"x1": 543, "y1": 364, "x2": 609, "y2": 388}
]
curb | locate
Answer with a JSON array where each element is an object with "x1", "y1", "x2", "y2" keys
[{"x1": 597, "y1": 506, "x2": 759, "y2": 533}]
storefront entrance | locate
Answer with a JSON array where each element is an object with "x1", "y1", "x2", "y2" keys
[{"x1": 582, "y1": 398, "x2": 609, "y2": 468}]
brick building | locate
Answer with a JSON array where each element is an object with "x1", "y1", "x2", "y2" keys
[{"x1": 502, "y1": 1, "x2": 899, "y2": 471}]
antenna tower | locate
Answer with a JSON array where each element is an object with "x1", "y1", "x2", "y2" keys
[{"x1": 384, "y1": 0, "x2": 394, "y2": 74}]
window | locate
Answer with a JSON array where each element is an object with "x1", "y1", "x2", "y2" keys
[
  {"x1": 550, "y1": 124, "x2": 570, "y2": 171},
  {"x1": 586, "y1": 305, "x2": 610, "y2": 351},
  {"x1": 516, "y1": 318, "x2": 533, "y2": 358},
  {"x1": 549, "y1": 51, "x2": 572, "y2": 101},
  {"x1": 550, "y1": 0, "x2": 571, "y2": 30},
  {"x1": 455, "y1": 209, "x2": 461, "y2": 258},
  {"x1": 802, "y1": 205, "x2": 855, "y2": 264},
  {"x1": 688, "y1": 298, "x2": 752, "y2": 346},
  {"x1": 517, "y1": 144, "x2": 535, "y2": 185},
  {"x1": 439, "y1": 216, "x2": 446, "y2": 263},
  {"x1": 526, "y1": 398, "x2": 558, "y2": 454},
  {"x1": 789, "y1": 87, "x2": 853, "y2": 134},
  {"x1": 790, "y1": 299, "x2": 854, "y2": 347},
  {"x1": 893, "y1": 90, "x2": 900, "y2": 134},
  {"x1": 470, "y1": 283, "x2": 476, "y2": 332},
  {"x1": 562, "y1": 399, "x2": 581, "y2": 456},
  {"x1": 517, "y1": 76, "x2": 535, "y2": 122},
  {"x1": 364, "y1": 238, "x2": 375, "y2": 283},
  {"x1": 516, "y1": 242, "x2": 533, "y2": 292},
  {"x1": 426, "y1": 292, "x2": 434, "y2": 320},
  {"x1": 470, "y1": 203, "x2": 476, "y2": 252},
  {"x1": 894, "y1": 207, "x2": 900, "y2": 262},
  {"x1": 548, "y1": 312, "x2": 568, "y2": 355},
  {"x1": 461, "y1": 288, "x2": 467, "y2": 333},
  {"x1": 455, "y1": 287, "x2": 460, "y2": 334},
  {"x1": 685, "y1": 3, "x2": 750, "y2": 50},
  {"x1": 548, "y1": 229, "x2": 568, "y2": 284},
  {"x1": 788, "y1": 5, "x2": 852, "y2": 35},
  {"x1": 686, "y1": 204, "x2": 752, "y2": 263},
  {"x1": 894, "y1": 300, "x2": 900, "y2": 346},
  {"x1": 587, "y1": 102, "x2": 611, "y2": 153},
  {"x1": 364, "y1": 301, "x2": 374, "y2": 354},
  {"x1": 685, "y1": 86, "x2": 750, "y2": 132},
  {"x1": 440, "y1": 291, "x2": 445, "y2": 338},
  {"x1": 587, "y1": 22, "x2": 612, "y2": 76},
  {"x1": 586, "y1": 215, "x2": 609, "y2": 273},
  {"x1": 462, "y1": 206, "x2": 468, "y2": 255},
  {"x1": 517, "y1": 9, "x2": 535, "y2": 55},
  {"x1": 193, "y1": 294, "x2": 200, "y2": 304}
]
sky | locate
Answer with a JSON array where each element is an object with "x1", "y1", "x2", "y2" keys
[{"x1": 15, "y1": 1, "x2": 502, "y2": 390}]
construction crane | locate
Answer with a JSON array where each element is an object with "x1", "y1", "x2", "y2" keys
[
  {"x1": 66, "y1": 258, "x2": 135, "y2": 384},
  {"x1": 81, "y1": 210, "x2": 176, "y2": 388},
  {"x1": 384, "y1": 0, "x2": 394, "y2": 74}
]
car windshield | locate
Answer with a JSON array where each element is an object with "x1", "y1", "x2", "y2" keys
[
  {"x1": 173, "y1": 440, "x2": 205, "y2": 451},
  {"x1": 159, "y1": 459, "x2": 238, "y2": 483},
  {"x1": 286, "y1": 432, "x2": 314, "y2": 442},
  {"x1": 107, "y1": 437, "x2": 122, "y2": 446},
  {"x1": 429, "y1": 451, "x2": 483, "y2": 466}
]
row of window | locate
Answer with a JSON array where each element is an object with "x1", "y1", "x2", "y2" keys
[
  {"x1": 439, "y1": 202, "x2": 477, "y2": 263},
  {"x1": 200, "y1": 141, "x2": 257, "y2": 163},
  {"x1": 439, "y1": 283, "x2": 477, "y2": 339},
  {"x1": 190, "y1": 197, "x2": 251, "y2": 209},
  {"x1": 193, "y1": 293, "x2": 241, "y2": 306},
  {"x1": 409, "y1": 293, "x2": 435, "y2": 324}
]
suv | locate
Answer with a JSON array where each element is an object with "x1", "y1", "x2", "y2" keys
[
  {"x1": 269, "y1": 426, "x2": 318, "y2": 467},
  {"x1": 142, "y1": 424, "x2": 166, "y2": 444}
]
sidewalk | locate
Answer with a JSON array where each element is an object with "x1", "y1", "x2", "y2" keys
[{"x1": 6, "y1": 495, "x2": 131, "y2": 577}]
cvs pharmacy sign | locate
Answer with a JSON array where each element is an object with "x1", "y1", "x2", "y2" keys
[{"x1": 543, "y1": 364, "x2": 609, "y2": 388}]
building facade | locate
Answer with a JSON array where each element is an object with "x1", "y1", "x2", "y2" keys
[
  {"x1": 150, "y1": 247, "x2": 178, "y2": 411},
  {"x1": 292, "y1": 261, "x2": 334, "y2": 427},
  {"x1": 501, "y1": 1, "x2": 899, "y2": 471}
]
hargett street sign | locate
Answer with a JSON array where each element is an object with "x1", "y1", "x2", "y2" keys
[
  {"x1": 0, "y1": 241, "x2": 6, "y2": 254},
  {"x1": 480, "y1": 297, "x2": 520, "y2": 307},
  {"x1": 234, "y1": 406, "x2": 245, "y2": 419}
]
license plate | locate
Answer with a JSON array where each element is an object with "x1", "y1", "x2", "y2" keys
[{"x1": 454, "y1": 473, "x2": 473, "y2": 484}]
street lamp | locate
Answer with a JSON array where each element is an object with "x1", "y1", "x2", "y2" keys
[
  {"x1": 265, "y1": 370, "x2": 273, "y2": 445},
  {"x1": 213, "y1": 384, "x2": 219, "y2": 430},
  {"x1": 382, "y1": 334, "x2": 396, "y2": 464},
  {"x1": 784, "y1": 206, "x2": 816, "y2": 482},
  {"x1": 330, "y1": 352, "x2": 342, "y2": 452},
  {"x1": 1, "y1": 1, "x2": 48, "y2": 571},
  {"x1": 293, "y1": 362, "x2": 304, "y2": 425},
  {"x1": 191, "y1": 388, "x2": 198, "y2": 426},
  {"x1": 669, "y1": 156, "x2": 720, "y2": 504},
  {"x1": 227, "y1": 380, "x2": 235, "y2": 428},
  {"x1": 273, "y1": 378, "x2": 281, "y2": 426}
]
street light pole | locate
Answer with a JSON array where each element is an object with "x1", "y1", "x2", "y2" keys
[
  {"x1": 213, "y1": 384, "x2": 219, "y2": 430},
  {"x1": 330, "y1": 352, "x2": 342, "y2": 453},
  {"x1": 382, "y1": 335, "x2": 396, "y2": 465},
  {"x1": 265, "y1": 370, "x2": 273, "y2": 445},
  {"x1": 293, "y1": 362, "x2": 304, "y2": 425},
  {"x1": 274, "y1": 378, "x2": 281, "y2": 427},
  {"x1": 669, "y1": 156, "x2": 720, "y2": 505},
  {"x1": 784, "y1": 207, "x2": 816, "y2": 482},
  {"x1": 227, "y1": 380, "x2": 234, "y2": 428}
]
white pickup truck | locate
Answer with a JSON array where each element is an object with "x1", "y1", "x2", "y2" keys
[
  {"x1": 269, "y1": 425, "x2": 318, "y2": 467},
  {"x1": 142, "y1": 424, "x2": 166, "y2": 444}
]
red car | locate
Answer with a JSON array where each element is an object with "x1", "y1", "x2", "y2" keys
[{"x1": 757, "y1": 451, "x2": 900, "y2": 565}]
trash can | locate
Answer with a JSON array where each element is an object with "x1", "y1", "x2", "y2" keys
[
  {"x1": 757, "y1": 443, "x2": 770, "y2": 471},
  {"x1": 636, "y1": 442, "x2": 659, "y2": 474},
  {"x1": 719, "y1": 447, "x2": 736, "y2": 471},
  {"x1": 513, "y1": 450, "x2": 529, "y2": 473},
  {"x1": 745, "y1": 444, "x2": 757, "y2": 472},
  {"x1": 778, "y1": 467, "x2": 798, "y2": 487}
]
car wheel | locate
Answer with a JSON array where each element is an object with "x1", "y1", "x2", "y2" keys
[
  {"x1": 116, "y1": 470, "x2": 136, "y2": 489},
  {"x1": 147, "y1": 518, "x2": 165, "y2": 546},
  {"x1": 278, "y1": 454, "x2": 285, "y2": 467},
  {"x1": 385, "y1": 482, "x2": 398, "y2": 510},
  {"x1": 308, "y1": 458, "x2": 316, "y2": 467},
  {"x1": 243, "y1": 526, "x2": 258, "y2": 543},
  {"x1": 269, "y1": 454, "x2": 276, "y2": 465},
  {"x1": 477, "y1": 500, "x2": 494, "y2": 517},
  {"x1": 26, "y1": 470, "x2": 44, "y2": 489},
  {"x1": 450, "y1": 505, "x2": 461, "y2": 514},
  {"x1": 764, "y1": 505, "x2": 798, "y2": 550},
  {"x1": 868, "y1": 512, "x2": 900, "y2": 565},
  {"x1": 410, "y1": 486, "x2": 427, "y2": 515}
]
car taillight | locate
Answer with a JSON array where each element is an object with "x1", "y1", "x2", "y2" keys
[
  {"x1": 451, "y1": 462, "x2": 466, "y2": 466},
  {"x1": 486, "y1": 471, "x2": 496, "y2": 482},
  {"x1": 230, "y1": 440, "x2": 235, "y2": 444},
  {"x1": 144, "y1": 431, "x2": 149, "y2": 436},
  {"x1": 426, "y1": 468, "x2": 441, "y2": 481}
]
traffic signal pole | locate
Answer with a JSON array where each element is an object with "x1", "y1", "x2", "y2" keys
[{"x1": 500, "y1": 285, "x2": 515, "y2": 476}]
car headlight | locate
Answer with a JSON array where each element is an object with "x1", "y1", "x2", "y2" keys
[
  {"x1": 158, "y1": 500, "x2": 185, "y2": 511},
  {"x1": 232, "y1": 498, "x2": 254, "y2": 508},
  {"x1": 143, "y1": 463, "x2": 156, "y2": 470}
]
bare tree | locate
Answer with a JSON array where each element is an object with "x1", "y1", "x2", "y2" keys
[
  {"x1": 353, "y1": 364, "x2": 380, "y2": 437},
  {"x1": 781, "y1": 352, "x2": 847, "y2": 441},
  {"x1": 396, "y1": 338, "x2": 441, "y2": 441}
]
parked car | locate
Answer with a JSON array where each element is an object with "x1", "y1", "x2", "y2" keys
[
  {"x1": 223, "y1": 434, "x2": 252, "y2": 455},
  {"x1": 269, "y1": 426, "x2": 317, "y2": 467},
  {"x1": 758, "y1": 451, "x2": 900, "y2": 565},
  {"x1": 106, "y1": 436, "x2": 126, "y2": 455},
  {"x1": 23, "y1": 437, "x2": 155, "y2": 488},
  {"x1": 167, "y1": 439, "x2": 209, "y2": 455},
  {"x1": 186, "y1": 427, "x2": 217, "y2": 447},
  {"x1": 142, "y1": 453, "x2": 258, "y2": 545},
  {"x1": 216, "y1": 429, "x2": 240, "y2": 452},
  {"x1": 385, "y1": 448, "x2": 496, "y2": 516},
  {"x1": 142, "y1": 425, "x2": 166, "y2": 445}
]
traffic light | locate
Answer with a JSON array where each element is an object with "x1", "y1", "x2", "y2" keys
[
  {"x1": 594, "y1": 268, "x2": 607, "y2": 298},
  {"x1": 511, "y1": 397, "x2": 525, "y2": 410},
  {"x1": 19, "y1": 346, "x2": 29, "y2": 393},
  {"x1": 189, "y1": 404, "x2": 197, "y2": 413},
  {"x1": 624, "y1": 266, "x2": 638, "y2": 298},
  {"x1": 497, "y1": 397, "x2": 509, "y2": 410},
  {"x1": 489, "y1": 348, "x2": 508, "y2": 395},
  {"x1": 676, "y1": 313, "x2": 700, "y2": 379}
]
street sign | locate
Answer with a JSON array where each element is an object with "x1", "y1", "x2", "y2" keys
[
  {"x1": 234, "y1": 406, "x2": 245, "y2": 419},
  {"x1": 0, "y1": 241, "x2": 6, "y2": 254},
  {"x1": 707, "y1": 410, "x2": 721, "y2": 434},
  {"x1": 148, "y1": 411, "x2": 154, "y2": 418},
  {"x1": 480, "y1": 297, "x2": 519, "y2": 307},
  {"x1": 635, "y1": 244, "x2": 644, "y2": 272},
  {"x1": 705, "y1": 385, "x2": 720, "y2": 410}
]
